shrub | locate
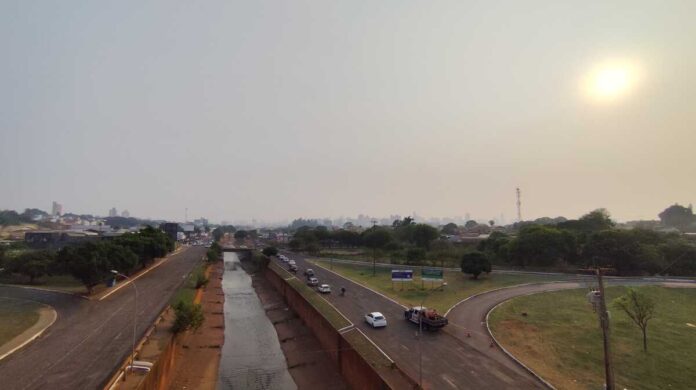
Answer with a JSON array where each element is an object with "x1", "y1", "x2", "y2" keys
[{"x1": 172, "y1": 300, "x2": 204, "y2": 333}]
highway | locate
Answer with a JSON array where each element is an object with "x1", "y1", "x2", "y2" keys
[
  {"x1": 274, "y1": 253, "x2": 545, "y2": 390},
  {"x1": 276, "y1": 253, "x2": 695, "y2": 389},
  {"x1": 0, "y1": 246, "x2": 206, "y2": 390}
]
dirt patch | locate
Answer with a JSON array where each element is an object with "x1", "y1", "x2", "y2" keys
[
  {"x1": 169, "y1": 262, "x2": 225, "y2": 390},
  {"x1": 249, "y1": 271, "x2": 348, "y2": 389}
]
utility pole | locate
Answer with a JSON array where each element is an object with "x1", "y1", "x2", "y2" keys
[
  {"x1": 596, "y1": 268, "x2": 615, "y2": 390},
  {"x1": 371, "y1": 220, "x2": 377, "y2": 277},
  {"x1": 516, "y1": 187, "x2": 522, "y2": 222}
]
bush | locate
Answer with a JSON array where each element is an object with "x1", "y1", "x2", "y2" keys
[
  {"x1": 172, "y1": 300, "x2": 204, "y2": 333},
  {"x1": 262, "y1": 246, "x2": 279, "y2": 257},
  {"x1": 461, "y1": 251, "x2": 492, "y2": 279},
  {"x1": 194, "y1": 269, "x2": 209, "y2": 289}
]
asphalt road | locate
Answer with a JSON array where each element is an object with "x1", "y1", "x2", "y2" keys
[
  {"x1": 278, "y1": 253, "x2": 695, "y2": 389},
  {"x1": 0, "y1": 246, "x2": 206, "y2": 390},
  {"x1": 275, "y1": 253, "x2": 546, "y2": 390}
]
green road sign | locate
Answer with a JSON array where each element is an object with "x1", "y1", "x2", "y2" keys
[{"x1": 422, "y1": 267, "x2": 443, "y2": 281}]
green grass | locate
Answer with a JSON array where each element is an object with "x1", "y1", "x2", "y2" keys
[
  {"x1": 268, "y1": 262, "x2": 350, "y2": 329},
  {"x1": 0, "y1": 298, "x2": 42, "y2": 347},
  {"x1": 489, "y1": 286, "x2": 696, "y2": 390},
  {"x1": 310, "y1": 259, "x2": 570, "y2": 313},
  {"x1": 0, "y1": 274, "x2": 85, "y2": 293}
]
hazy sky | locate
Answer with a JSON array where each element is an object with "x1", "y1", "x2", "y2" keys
[{"x1": 2, "y1": 1, "x2": 695, "y2": 224}]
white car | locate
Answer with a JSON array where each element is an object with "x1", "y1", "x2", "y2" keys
[
  {"x1": 288, "y1": 260, "x2": 296, "y2": 265},
  {"x1": 365, "y1": 312, "x2": 387, "y2": 328},
  {"x1": 317, "y1": 284, "x2": 331, "y2": 293}
]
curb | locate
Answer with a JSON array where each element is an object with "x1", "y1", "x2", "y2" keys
[
  {"x1": 0, "y1": 302, "x2": 58, "y2": 361},
  {"x1": 485, "y1": 298, "x2": 557, "y2": 390}
]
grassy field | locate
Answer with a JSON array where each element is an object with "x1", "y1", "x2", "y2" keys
[
  {"x1": 489, "y1": 286, "x2": 696, "y2": 390},
  {"x1": 309, "y1": 259, "x2": 570, "y2": 313},
  {"x1": 0, "y1": 274, "x2": 85, "y2": 293},
  {"x1": 0, "y1": 298, "x2": 42, "y2": 347}
]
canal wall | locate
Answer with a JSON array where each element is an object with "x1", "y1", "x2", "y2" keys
[{"x1": 264, "y1": 263, "x2": 417, "y2": 390}]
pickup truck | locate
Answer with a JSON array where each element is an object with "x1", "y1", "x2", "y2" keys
[{"x1": 404, "y1": 306, "x2": 448, "y2": 330}]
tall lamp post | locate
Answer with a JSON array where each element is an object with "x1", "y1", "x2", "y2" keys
[{"x1": 111, "y1": 270, "x2": 138, "y2": 379}]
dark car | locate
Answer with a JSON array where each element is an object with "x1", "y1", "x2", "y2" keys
[{"x1": 303, "y1": 269, "x2": 315, "y2": 277}]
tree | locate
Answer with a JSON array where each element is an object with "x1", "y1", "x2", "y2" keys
[
  {"x1": 659, "y1": 204, "x2": 695, "y2": 231},
  {"x1": 262, "y1": 246, "x2": 279, "y2": 257},
  {"x1": 212, "y1": 225, "x2": 236, "y2": 242},
  {"x1": 461, "y1": 251, "x2": 492, "y2": 279},
  {"x1": 234, "y1": 230, "x2": 248, "y2": 240},
  {"x1": 441, "y1": 223, "x2": 458, "y2": 235},
  {"x1": 558, "y1": 209, "x2": 615, "y2": 233},
  {"x1": 8, "y1": 250, "x2": 55, "y2": 284},
  {"x1": 464, "y1": 220, "x2": 478, "y2": 229},
  {"x1": 508, "y1": 225, "x2": 576, "y2": 267},
  {"x1": 405, "y1": 247, "x2": 426, "y2": 265},
  {"x1": 613, "y1": 288, "x2": 655, "y2": 351},
  {"x1": 362, "y1": 227, "x2": 393, "y2": 275},
  {"x1": 57, "y1": 243, "x2": 112, "y2": 294},
  {"x1": 411, "y1": 224, "x2": 439, "y2": 249}
]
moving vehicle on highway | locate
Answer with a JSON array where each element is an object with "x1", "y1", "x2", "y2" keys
[
  {"x1": 307, "y1": 277, "x2": 319, "y2": 286},
  {"x1": 289, "y1": 264, "x2": 298, "y2": 272},
  {"x1": 365, "y1": 312, "x2": 387, "y2": 328},
  {"x1": 288, "y1": 260, "x2": 296, "y2": 265},
  {"x1": 404, "y1": 306, "x2": 448, "y2": 330},
  {"x1": 304, "y1": 269, "x2": 315, "y2": 277},
  {"x1": 317, "y1": 284, "x2": 331, "y2": 293}
]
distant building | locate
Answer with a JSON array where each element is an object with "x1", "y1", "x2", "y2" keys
[
  {"x1": 121, "y1": 210, "x2": 130, "y2": 218},
  {"x1": 25, "y1": 230, "x2": 99, "y2": 249},
  {"x1": 193, "y1": 218, "x2": 208, "y2": 227},
  {"x1": 160, "y1": 222, "x2": 180, "y2": 242},
  {"x1": 109, "y1": 207, "x2": 118, "y2": 217},
  {"x1": 52, "y1": 201, "x2": 63, "y2": 216}
]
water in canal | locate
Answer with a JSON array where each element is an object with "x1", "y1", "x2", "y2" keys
[{"x1": 217, "y1": 252, "x2": 296, "y2": 390}]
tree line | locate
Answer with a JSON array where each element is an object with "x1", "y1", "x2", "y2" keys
[
  {"x1": 1, "y1": 226, "x2": 174, "y2": 293},
  {"x1": 478, "y1": 209, "x2": 696, "y2": 276}
]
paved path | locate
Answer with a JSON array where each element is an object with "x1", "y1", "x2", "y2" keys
[
  {"x1": 0, "y1": 246, "x2": 206, "y2": 390},
  {"x1": 277, "y1": 253, "x2": 546, "y2": 390}
]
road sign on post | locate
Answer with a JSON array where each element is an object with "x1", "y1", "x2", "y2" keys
[
  {"x1": 391, "y1": 270, "x2": 413, "y2": 281},
  {"x1": 421, "y1": 268, "x2": 443, "y2": 281},
  {"x1": 392, "y1": 270, "x2": 413, "y2": 290}
]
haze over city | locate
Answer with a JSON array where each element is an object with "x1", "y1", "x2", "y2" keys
[{"x1": 2, "y1": 1, "x2": 695, "y2": 223}]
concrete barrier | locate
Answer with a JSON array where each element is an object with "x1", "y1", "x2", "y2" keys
[{"x1": 264, "y1": 265, "x2": 416, "y2": 389}]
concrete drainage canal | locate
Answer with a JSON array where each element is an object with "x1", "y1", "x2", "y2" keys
[{"x1": 217, "y1": 252, "x2": 297, "y2": 390}]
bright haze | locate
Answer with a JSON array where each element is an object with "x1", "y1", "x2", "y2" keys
[{"x1": 1, "y1": 1, "x2": 695, "y2": 223}]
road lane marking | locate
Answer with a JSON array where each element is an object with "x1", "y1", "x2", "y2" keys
[
  {"x1": 99, "y1": 247, "x2": 188, "y2": 301},
  {"x1": 442, "y1": 374, "x2": 458, "y2": 388},
  {"x1": 309, "y1": 259, "x2": 408, "y2": 309},
  {"x1": 338, "y1": 325, "x2": 354, "y2": 333},
  {"x1": 353, "y1": 327, "x2": 394, "y2": 364},
  {"x1": 317, "y1": 294, "x2": 354, "y2": 327}
]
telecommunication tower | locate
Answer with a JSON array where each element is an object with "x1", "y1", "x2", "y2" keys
[{"x1": 516, "y1": 188, "x2": 522, "y2": 222}]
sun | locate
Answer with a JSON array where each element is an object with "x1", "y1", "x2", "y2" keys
[{"x1": 583, "y1": 60, "x2": 641, "y2": 102}]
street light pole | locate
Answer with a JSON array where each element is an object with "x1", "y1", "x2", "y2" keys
[
  {"x1": 418, "y1": 292, "x2": 428, "y2": 389},
  {"x1": 111, "y1": 270, "x2": 138, "y2": 380}
]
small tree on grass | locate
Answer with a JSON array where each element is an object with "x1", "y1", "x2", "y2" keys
[
  {"x1": 8, "y1": 250, "x2": 55, "y2": 284},
  {"x1": 461, "y1": 251, "x2": 491, "y2": 279},
  {"x1": 172, "y1": 301, "x2": 205, "y2": 334},
  {"x1": 613, "y1": 288, "x2": 655, "y2": 352},
  {"x1": 194, "y1": 269, "x2": 209, "y2": 289}
]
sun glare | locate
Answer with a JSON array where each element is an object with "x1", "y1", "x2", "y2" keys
[{"x1": 583, "y1": 61, "x2": 641, "y2": 102}]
